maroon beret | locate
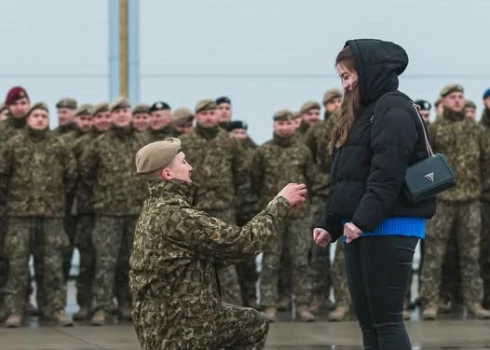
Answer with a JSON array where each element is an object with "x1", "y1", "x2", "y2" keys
[{"x1": 5, "y1": 86, "x2": 29, "y2": 106}]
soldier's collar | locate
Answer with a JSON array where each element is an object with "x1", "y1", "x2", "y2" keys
[{"x1": 147, "y1": 179, "x2": 197, "y2": 203}]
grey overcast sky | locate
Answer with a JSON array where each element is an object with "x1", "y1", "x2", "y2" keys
[{"x1": 1, "y1": 0, "x2": 488, "y2": 142}]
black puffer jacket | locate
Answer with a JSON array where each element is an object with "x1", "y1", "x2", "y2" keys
[{"x1": 317, "y1": 39, "x2": 436, "y2": 241}]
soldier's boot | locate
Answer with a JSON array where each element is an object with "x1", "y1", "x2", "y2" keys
[
  {"x1": 296, "y1": 307, "x2": 316, "y2": 322},
  {"x1": 438, "y1": 298, "x2": 451, "y2": 314},
  {"x1": 90, "y1": 310, "x2": 107, "y2": 326},
  {"x1": 421, "y1": 305, "x2": 438, "y2": 321},
  {"x1": 467, "y1": 304, "x2": 490, "y2": 320},
  {"x1": 73, "y1": 307, "x2": 89, "y2": 321},
  {"x1": 263, "y1": 307, "x2": 277, "y2": 323},
  {"x1": 26, "y1": 301, "x2": 39, "y2": 316},
  {"x1": 119, "y1": 304, "x2": 132, "y2": 321},
  {"x1": 276, "y1": 296, "x2": 292, "y2": 312},
  {"x1": 52, "y1": 310, "x2": 73, "y2": 327},
  {"x1": 5, "y1": 314, "x2": 22, "y2": 328},
  {"x1": 309, "y1": 295, "x2": 325, "y2": 315},
  {"x1": 328, "y1": 305, "x2": 349, "y2": 322}
]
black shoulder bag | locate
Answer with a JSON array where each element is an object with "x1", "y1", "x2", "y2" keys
[{"x1": 374, "y1": 92, "x2": 456, "y2": 204}]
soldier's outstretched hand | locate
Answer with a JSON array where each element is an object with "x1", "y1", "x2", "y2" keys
[{"x1": 275, "y1": 183, "x2": 307, "y2": 208}]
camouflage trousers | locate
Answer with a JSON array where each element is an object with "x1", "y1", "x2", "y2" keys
[
  {"x1": 260, "y1": 216, "x2": 312, "y2": 308},
  {"x1": 0, "y1": 215, "x2": 7, "y2": 312},
  {"x1": 439, "y1": 227, "x2": 462, "y2": 304},
  {"x1": 309, "y1": 196, "x2": 331, "y2": 302},
  {"x1": 62, "y1": 214, "x2": 78, "y2": 282},
  {"x1": 277, "y1": 246, "x2": 292, "y2": 303},
  {"x1": 74, "y1": 215, "x2": 95, "y2": 309},
  {"x1": 236, "y1": 215, "x2": 258, "y2": 307},
  {"x1": 3, "y1": 217, "x2": 68, "y2": 317},
  {"x1": 420, "y1": 200, "x2": 483, "y2": 307},
  {"x1": 481, "y1": 201, "x2": 490, "y2": 307},
  {"x1": 91, "y1": 216, "x2": 137, "y2": 313},
  {"x1": 132, "y1": 300, "x2": 268, "y2": 350},
  {"x1": 207, "y1": 209, "x2": 243, "y2": 306},
  {"x1": 332, "y1": 242, "x2": 350, "y2": 307}
]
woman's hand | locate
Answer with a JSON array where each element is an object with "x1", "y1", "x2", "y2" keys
[
  {"x1": 313, "y1": 228, "x2": 332, "y2": 246},
  {"x1": 344, "y1": 222, "x2": 362, "y2": 243}
]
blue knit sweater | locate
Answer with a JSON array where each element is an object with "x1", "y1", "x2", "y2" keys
[{"x1": 342, "y1": 217, "x2": 425, "y2": 243}]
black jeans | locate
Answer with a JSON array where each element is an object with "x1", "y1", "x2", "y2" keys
[{"x1": 345, "y1": 236, "x2": 418, "y2": 350}]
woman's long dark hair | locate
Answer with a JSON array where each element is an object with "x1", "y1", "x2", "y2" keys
[{"x1": 330, "y1": 46, "x2": 361, "y2": 150}]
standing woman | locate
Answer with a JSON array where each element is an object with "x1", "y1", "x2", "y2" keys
[{"x1": 314, "y1": 39, "x2": 436, "y2": 349}]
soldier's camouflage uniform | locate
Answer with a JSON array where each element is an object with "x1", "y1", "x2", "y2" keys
[
  {"x1": 59, "y1": 128, "x2": 89, "y2": 282},
  {"x1": 179, "y1": 124, "x2": 248, "y2": 306},
  {"x1": 480, "y1": 108, "x2": 490, "y2": 308},
  {"x1": 79, "y1": 126, "x2": 146, "y2": 314},
  {"x1": 69, "y1": 129, "x2": 103, "y2": 311},
  {"x1": 145, "y1": 126, "x2": 175, "y2": 143},
  {"x1": 235, "y1": 136, "x2": 260, "y2": 308},
  {"x1": 0, "y1": 126, "x2": 77, "y2": 318},
  {"x1": 52, "y1": 122, "x2": 77, "y2": 136},
  {"x1": 130, "y1": 179, "x2": 291, "y2": 350},
  {"x1": 420, "y1": 108, "x2": 490, "y2": 309},
  {"x1": 250, "y1": 133, "x2": 315, "y2": 309}
]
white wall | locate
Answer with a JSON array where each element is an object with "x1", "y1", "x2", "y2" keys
[{"x1": 1, "y1": 0, "x2": 489, "y2": 142}]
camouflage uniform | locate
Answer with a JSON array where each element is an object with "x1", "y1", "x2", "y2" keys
[
  {"x1": 179, "y1": 124, "x2": 248, "y2": 306},
  {"x1": 145, "y1": 126, "x2": 175, "y2": 143},
  {"x1": 0, "y1": 126, "x2": 77, "y2": 318},
  {"x1": 480, "y1": 108, "x2": 490, "y2": 308},
  {"x1": 79, "y1": 126, "x2": 146, "y2": 315},
  {"x1": 250, "y1": 132, "x2": 315, "y2": 311},
  {"x1": 420, "y1": 107, "x2": 490, "y2": 312},
  {"x1": 52, "y1": 122, "x2": 77, "y2": 136},
  {"x1": 235, "y1": 137, "x2": 260, "y2": 308},
  {"x1": 130, "y1": 179, "x2": 291, "y2": 349}
]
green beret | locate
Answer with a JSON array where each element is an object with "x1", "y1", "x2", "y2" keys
[
  {"x1": 172, "y1": 107, "x2": 194, "y2": 126},
  {"x1": 135, "y1": 138, "x2": 182, "y2": 174},
  {"x1": 26, "y1": 102, "x2": 49, "y2": 117},
  {"x1": 322, "y1": 89, "x2": 342, "y2": 104},
  {"x1": 440, "y1": 84, "x2": 464, "y2": 98},
  {"x1": 91, "y1": 102, "x2": 109, "y2": 116},
  {"x1": 110, "y1": 97, "x2": 131, "y2": 113},
  {"x1": 133, "y1": 103, "x2": 150, "y2": 115},
  {"x1": 273, "y1": 109, "x2": 295, "y2": 122},
  {"x1": 464, "y1": 100, "x2": 476, "y2": 109},
  {"x1": 299, "y1": 101, "x2": 321, "y2": 115},
  {"x1": 195, "y1": 99, "x2": 217, "y2": 113},
  {"x1": 56, "y1": 97, "x2": 78, "y2": 110},
  {"x1": 75, "y1": 104, "x2": 94, "y2": 118}
]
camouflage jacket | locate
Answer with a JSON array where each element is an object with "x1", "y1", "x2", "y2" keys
[
  {"x1": 480, "y1": 109, "x2": 490, "y2": 202},
  {"x1": 0, "y1": 127, "x2": 77, "y2": 217},
  {"x1": 145, "y1": 126, "x2": 175, "y2": 143},
  {"x1": 79, "y1": 127, "x2": 146, "y2": 216},
  {"x1": 52, "y1": 122, "x2": 78, "y2": 136},
  {"x1": 129, "y1": 179, "x2": 290, "y2": 346},
  {"x1": 0, "y1": 115, "x2": 27, "y2": 144},
  {"x1": 179, "y1": 125, "x2": 247, "y2": 212},
  {"x1": 430, "y1": 108, "x2": 490, "y2": 202},
  {"x1": 70, "y1": 130, "x2": 103, "y2": 215},
  {"x1": 250, "y1": 133, "x2": 314, "y2": 218},
  {"x1": 304, "y1": 112, "x2": 338, "y2": 197},
  {"x1": 235, "y1": 137, "x2": 260, "y2": 224},
  {"x1": 59, "y1": 128, "x2": 87, "y2": 149}
]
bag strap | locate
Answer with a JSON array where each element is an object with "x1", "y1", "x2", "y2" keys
[{"x1": 372, "y1": 91, "x2": 434, "y2": 157}]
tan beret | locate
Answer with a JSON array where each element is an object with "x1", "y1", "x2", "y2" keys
[
  {"x1": 132, "y1": 103, "x2": 150, "y2": 115},
  {"x1": 172, "y1": 107, "x2": 194, "y2": 126},
  {"x1": 195, "y1": 99, "x2": 217, "y2": 113},
  {"x1": 26, "y1": 102, "x2": 49, "y2": 117},
  {"x1": 75, "y1": 103, "x2": 94, "y2": 117},
  {"x1": 440, "y1": 84, "x2": 464, "y2": 98},
  {"x1": 135, "y1": 138, "x2": 182, "y2": 174},
  {"x1": 109, "y1": 97, "x2": 131, "y2": 113},
  {"x1": 91, "y1": 102, "x2": 109, "y2": 116},
  {"x1": 323, "y1": 89, "x2": 342, "y2": 104},
  {"x1": 299, "y1": 101, "x2": 321, "y2": 115},
  {"x1": 273, "y1": 109, "x2": 295, "y2": 122},
  {"x1": 464, "y1": 100, "x2": 476, "y2": 109},
  {"x1": 56, "y1": 97, "x2": 77, "y2": 110}
]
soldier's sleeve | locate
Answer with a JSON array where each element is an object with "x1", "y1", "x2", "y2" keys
[
  {"x1": 0, "y1": 141, "x2": 12, "y2": 214},
  {"x1": 231, "y1": 137, "x2": 248, "y2": 189},
  {"x1": 249, "y1": 148, "x2": 265, "y2": 197},
  {"x1": 318, "y1": 121, "x2": 335, "y2": 173},
  {"x1": 303, "y1": 147, "x2": 316, "y2": 192},
  {"x1": 428, "y1": 122, "x2": 438, "y2": 153},
  {"x1": 304, "y1": 127, "x2": 318, "y2": 162},
  {"x1": 79, "y1": 140, "x2": 99, "y2": 188},
  {"x1": 171, "y1": 196, "x2": 290, "y2": 263},
  {"x1": 61, "y1": 144, "x2": 78, "y2": 197},
  {"x1": 479, "y1": 127, "x2": 490, "y2": 192}
]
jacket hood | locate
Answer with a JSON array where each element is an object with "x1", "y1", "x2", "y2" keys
[{"x1": 345, "y1": 39, "x2": 408, "y2": 106}]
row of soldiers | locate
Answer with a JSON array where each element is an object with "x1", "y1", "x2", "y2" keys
[{"x1": 0, "y1": 82, "x2": 489, "y2": 329}]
